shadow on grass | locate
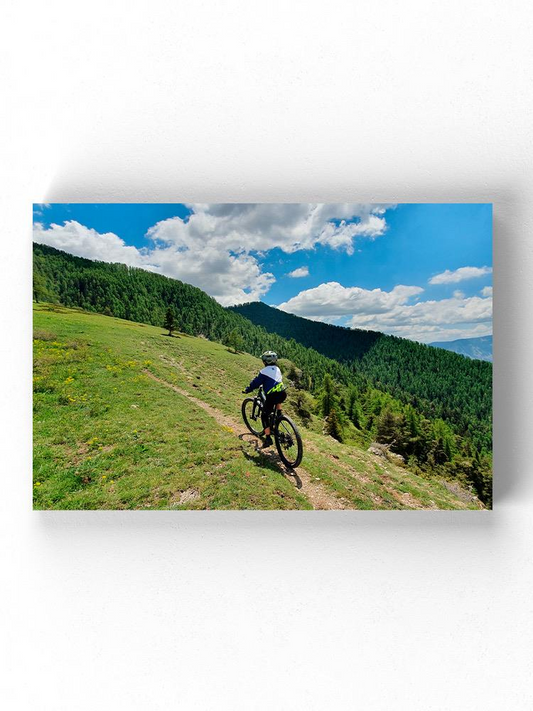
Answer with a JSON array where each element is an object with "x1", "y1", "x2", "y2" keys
[{"x1": 238, "y1": 433, "x2": 303, "y2": 489}]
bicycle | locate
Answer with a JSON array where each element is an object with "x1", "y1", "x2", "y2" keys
[{"x1": 241, "y1": 385, "x2": 303, "y2": 469}]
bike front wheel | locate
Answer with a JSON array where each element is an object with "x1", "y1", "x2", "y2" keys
[
  {"x1": 275, "y1": 415, "x2": 303, "y2": 469},
  {"x1": 242, "y1": 398, "x2": 263, "y2": 436}
]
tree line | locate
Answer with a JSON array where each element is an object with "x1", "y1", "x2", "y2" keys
[{"x1": 231, "y1": 301, "x2": 492, "y2": 454}]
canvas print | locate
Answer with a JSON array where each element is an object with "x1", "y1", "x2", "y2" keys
[{"x1": 33, "y1": 203, "x2": 492, "y2": 510}]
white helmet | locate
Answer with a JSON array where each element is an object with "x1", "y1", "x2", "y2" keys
[{"x1": 261, "y1": 351, "x2": 278, "y2": 365}]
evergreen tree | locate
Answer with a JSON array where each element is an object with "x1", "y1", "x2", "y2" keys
[
  {"x1": 325, "y1": 408, "x2": 343, "y2": 442},
  {"x1": 319, "y1": 373, "x2": 336, "y2": 418},
  {"x1": 163, "y1": 307, "x2": 176, "y2": 336},
  {"x1": 377, "y1": 408, "x2": 398, "y2": 446},
  {"x1": 347, "y1": 386, "x2": 363, "y2": 428}
]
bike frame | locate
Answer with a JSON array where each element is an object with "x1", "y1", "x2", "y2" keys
[
  {"x1": 251, "y1": 385, "x2": 280, "y2": 430},
  {"x1": 251, "y1": 386, "x2": 266, "y2": 423}
]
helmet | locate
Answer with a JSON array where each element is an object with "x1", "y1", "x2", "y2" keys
[{"x1": 261, "y1": 350, "x2": 278, "y2": 365}]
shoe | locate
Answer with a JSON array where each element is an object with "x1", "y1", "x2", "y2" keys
[{"x1": 262, "y1": 435, "x2": 273, "y2": 448}]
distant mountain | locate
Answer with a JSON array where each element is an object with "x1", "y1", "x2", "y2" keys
[{"x1": 430, "y1": 336, "x2": 492, "y2": 362}]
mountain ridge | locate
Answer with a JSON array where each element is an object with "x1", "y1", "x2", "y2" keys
[
  {"x1": 230, "y1": 301, "x2": 492, "y2": 447},
  {"x1": 430, "y1": 335, "x2": 492, "y2": 362}
]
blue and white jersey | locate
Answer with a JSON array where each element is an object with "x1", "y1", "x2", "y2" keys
[{"x1": 246, "y1": 365, "x2": 286, "y2": 395}]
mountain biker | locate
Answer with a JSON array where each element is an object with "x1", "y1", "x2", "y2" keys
[{"x1": 243, "y1": 351, "x2": 287, "y2": 448}]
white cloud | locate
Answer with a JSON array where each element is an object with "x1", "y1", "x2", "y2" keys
[
  {"x1": 278, "y1": 282, "x2": 423, "y2": 318},
  {"x1": 429, "y1": 266, "x2": 492, "y2": 284},
  {"x1": 453, "y1": 290, "x2": 465, "y2": 299},
  {"x1": 145, "y1": 244, "x2": 274, "y2": 306},
  {"x1": 278, "y1": 281, "x2": 492, "y2": 342},
  {"x1": 349, "y1": 294, "x2": 492, "y2": 339},
  {"x1": 33, "y1": 220, "x2": 274, "y2": 307},
  {"x1": 148, "y1": 203, "x2": 394, "y2": 256},
  {"x1": 33, "y1": 204, "x2": 396, "y2": 306},
  {"x1": 33, "y1": 221, "x2": 146, "y2": 267},
  {"x1": 481, "y1": 286, "x2": 493, "y2": 297},
  {"x1": 288, "y1": 266, "x2": 309, "y2": 278},
  {"x1": 33, "y1": 203, "x2": 51, "y2": 217}
]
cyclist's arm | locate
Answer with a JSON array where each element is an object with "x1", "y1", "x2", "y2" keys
[{"x1": 244, "y1": 372, "x2": 265, "y2": 393}]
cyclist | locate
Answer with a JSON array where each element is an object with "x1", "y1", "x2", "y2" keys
[{"x1": 243, "y1": 351, "x2": 287, "y2": 447}]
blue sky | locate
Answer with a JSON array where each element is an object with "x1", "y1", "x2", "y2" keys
[{"x1": 33, "y1": 203, "x2": 492, "y2": 343}]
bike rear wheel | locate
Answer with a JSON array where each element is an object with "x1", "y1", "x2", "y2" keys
[
  {"x1": 274, "y1": 415, "x2": 303, "y2": 469},
  {"x1": 242, "y1": 398, "x2": 263, "y2": 436}
]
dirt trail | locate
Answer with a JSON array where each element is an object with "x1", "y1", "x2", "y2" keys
[{"x1": 143, "y1": 370, "x2": 346, "y2": 510}]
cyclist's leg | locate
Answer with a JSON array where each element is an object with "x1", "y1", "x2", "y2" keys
[
  {"x1": 263, "y1": 391, "x2": 287, "y2": 435},
  {"x1": 262, "y1": 396, "x2": 274, "y2": 435}
]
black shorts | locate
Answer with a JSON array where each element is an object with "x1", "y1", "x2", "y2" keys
[{"x1": 262, "y1": 390, "x2": 287, "y2": 429}]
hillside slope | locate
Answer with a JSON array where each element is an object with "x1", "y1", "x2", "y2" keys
[
  {"x1": 33, "y1": 243, "x2": 492, "y2": 447},
  {"x1": 231, "y1": 301, "x2": 492, "y2": 449},
  {"x1": 33, "y1": 304, "x2": 482, "y2": 510}
]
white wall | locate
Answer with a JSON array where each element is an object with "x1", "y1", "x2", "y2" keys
[{"x1": 1, "y1": 1, "x2": 532, "y2": 708}]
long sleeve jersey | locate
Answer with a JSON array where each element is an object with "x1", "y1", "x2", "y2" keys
[{"x1": 245, "y1": 365, "x2": 286, "y2": 395}]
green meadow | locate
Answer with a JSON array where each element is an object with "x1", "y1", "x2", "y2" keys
[{"x1": 33, "y1": 304, "x2": 482, "y2": 510}]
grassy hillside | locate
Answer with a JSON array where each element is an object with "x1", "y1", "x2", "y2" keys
[
  {"x1": 33, "y1": 242, "x2": 362, "y2": 389},
  {"x1": 33, "y1": 244, "x2": 492, "y2": 504},
  {"x1": 33, "y1": 304, "x2": 482, "y2": 510}
]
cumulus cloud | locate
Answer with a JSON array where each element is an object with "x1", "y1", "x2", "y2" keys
[
  {"x1": 33, "y1": 221, "x2": 147, "y2": 267},
  {"x1": 148, "y1": 203, "x2": 394, "y2": 256},
  {"x1": 278, "y1": 281, "x2": 492, "y2": 342},
  {"x1": 33, "y1": 220, "x2": 274, "y2": 306},
  {"x1": 347, "y1": 293, "x2": 492, "y2": 339},
  {"x1": 278, "y1": 282, "x2": 423, "y2": 318},
  {"x1": 145, "y1": 244, "x2": 274, "y2": 306},
  {"x1": 288, "y1": 266, "x2": 309, "y2": 278},
  {"x1": 33, "y1": 204, "x2": 396, "y2": 306},
  {"x1": 429, "y1": 266, "x2": 492, "y2": 284},
  {"x1": 481, "y1": 286, "x2": 493, "y2": 297}
]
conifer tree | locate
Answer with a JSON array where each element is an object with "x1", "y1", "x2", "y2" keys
[
  {"x1": 377, "y1": 408, "x2": 398, "y2": 446},
  {"x1": 163, "y1": 307, "x2": 176, "y2": 336},
  {"x1": 347, "y1": 386, "x2": 363, "y2": 428},
  {"x1": 320, "y1": 373, "x2": 336, "y2": 418},
  {"x1": 326, "y1": 408, "x2": 343, "y2": 442}
]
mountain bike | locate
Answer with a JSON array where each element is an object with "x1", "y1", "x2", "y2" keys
[{"x1": 241, "y1": 385, "x2": 303, "y2": 469}]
